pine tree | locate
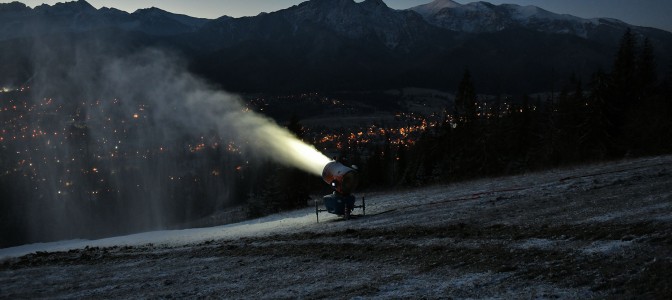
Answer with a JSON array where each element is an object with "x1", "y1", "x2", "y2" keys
[
  {"x1": 286, "y1": 115, "x2": 304, "y2": 138},
  {"x1": 454, "y1": 69, "x2": 477, "y2": 123},
  {"x1": 629, "y1": 38, "x2": 672, "y2": 155},
  {"x1": 451, "y1": 69, "x2": 490, "y2": 178},
  {"x1": 580, "y1": 71, "x2": 612, "y2": 160},
  {"x1": 554, "y1": 83, "x2": 582, "y2": 163},
  {"x1": 515, "y1": 94, "x2": 534, "y2": 166},
  {"x1": 636, "y1": 37, "x2": 657, "y2": 95},
  {"x1": 612, "y1": 29, "x2": 637, "y2": 93},
  {"x1": 608, "y1": 28, "x2": 638, "y2": 155},
  {"x1": 282, "y1": 116, "x2": 311, "y2": 209},
  {"x1": 247, "y1": 117, "x2": 312, "y2": 216}
]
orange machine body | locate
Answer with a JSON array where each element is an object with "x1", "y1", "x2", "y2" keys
[{"x1": 321, "y1": 161, "x2": 358, "y2": 195}]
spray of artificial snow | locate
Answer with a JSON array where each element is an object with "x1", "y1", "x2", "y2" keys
[{"x1": 101, "y1": 49, "x2": 331, "y2": 176}]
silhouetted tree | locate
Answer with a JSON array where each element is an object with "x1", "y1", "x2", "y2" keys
[
  {"x1": 395, "y1": 145, "x2": 408, "y2": 184},
  {"x1": 608, "y1": 28, "x2": 638, "y2": 154},
  {"x1": 246, "y1": 116, "x2": 312, "y2": 217},
  {"x1": 286, "y1": 115, "x2": 304, "y2": 138},
  {"x1": 580, "y1": 71, "x2": 612, "y2": 160},
  {"x1": 277, "y1": 117, "x2": 312, "y2": 210},
  {"x1": 454, "y1": 69, "x2": 477, "y2": 123},
  {"x1": 402, "y1": 131, "x2": 441, "y2": 185},
  {"x1": 636, "y1": 37, "x2": 657, "y2": 96},
  {"x1": 504, "y1": 95, "x2": 535, "y2": 172}
]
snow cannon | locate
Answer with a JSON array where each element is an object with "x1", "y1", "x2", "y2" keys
[
  {"x1": 315, "y1": 161, "x2": 365, "y2": 222},
  {"x1": 321, "y1": 161, "x2": 359, "y2": 195}
]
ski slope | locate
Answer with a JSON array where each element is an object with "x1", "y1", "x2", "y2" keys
[{"x1": 2, "y1": 155, "x2": 671, "y2": 298}]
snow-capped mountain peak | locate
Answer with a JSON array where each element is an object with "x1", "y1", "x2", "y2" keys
[
  {"x1": 502, "y1": 4, "x2": 577, "y2": 22},
  {"x1": 409, "y1": 0, "x2": 604, "y2": 37},
  {"x1": 411, "y1": 0, "x2": 462, "y2": 16},
  {"x1": 277, "y1": 0, "x2": 431, "y2": 49}
]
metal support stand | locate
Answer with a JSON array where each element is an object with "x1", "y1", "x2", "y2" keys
[{"x1": 315, "y1": 195, "x2": 366, "y2": 223}]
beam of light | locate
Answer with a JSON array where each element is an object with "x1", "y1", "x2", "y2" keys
[
  {"x1": 238, "y1": 116, "x2": 331, "y2": 176},
  {"x1": 194, "y1": 91, "x2": 331, "y2": 177}
]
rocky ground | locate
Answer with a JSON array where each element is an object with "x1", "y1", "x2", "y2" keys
[{"x1": 1, "y1": 156, "x2": 671, "y2": 299}]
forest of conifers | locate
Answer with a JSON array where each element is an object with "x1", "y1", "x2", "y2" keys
[{"x1": 354, "y1": 29, "x2": 672, "y2": 188}]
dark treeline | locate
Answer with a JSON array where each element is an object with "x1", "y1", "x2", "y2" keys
[{"x1": 360, "y1": 29, "x2": 672, "y2": 187}]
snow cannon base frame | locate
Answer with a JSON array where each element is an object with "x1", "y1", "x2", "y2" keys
[{"x1": 315, "y1": 194, "x2": 365, "y2": 223}]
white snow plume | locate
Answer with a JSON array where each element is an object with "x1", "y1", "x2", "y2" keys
[
  {"x1": 3, "y1": 40, "x2": 329, "y2": 246},
  {"x1": 101, "y1": 49, "x2": 330, "y2": 176}
]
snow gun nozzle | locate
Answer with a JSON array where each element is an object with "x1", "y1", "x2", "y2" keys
[{"x1": 321, "y1": 161, "x2": 358, "y2": 195}]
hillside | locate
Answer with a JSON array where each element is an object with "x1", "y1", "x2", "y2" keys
[{"x1": 2, "y1": 155, "x2": 671, "y2": 298}]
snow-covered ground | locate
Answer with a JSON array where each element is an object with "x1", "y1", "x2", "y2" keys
[{"x1": 2, "y1": 155, "x2": 671, "y2": 298}]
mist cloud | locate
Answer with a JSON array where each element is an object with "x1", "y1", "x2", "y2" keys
[{"x1": 3, "y1": 39, "x2": 329, "y2": 245}]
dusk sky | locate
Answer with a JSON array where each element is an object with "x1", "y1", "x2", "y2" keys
[{"x1": 6, "y1": 0, "x2": 672, "y2": 32}]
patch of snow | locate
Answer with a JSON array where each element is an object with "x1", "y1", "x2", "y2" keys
[
  {"x1": 1, "y1": 155, "x2": 670, "y2": 298},
  {"x1": 409, "y1": 0, "x2": 462, "y2": 17},
  {"x1": 581, "y1": 240, "x2": 632, "y2": 255},
  {"x1": 0, "y1": 209, "x2": 318, "y2": 260},
  {"x1": 579, "y1": 201, "x2": 672, "y2": 224},
  {"x1": 506, "y1": 4, "x2": 580, "y2": 22},
  {"x1": 2, "y1": 155, "x2": 670, "y2": 262},
  {"x1": 448, "y1": 271, "x2": 493, "y2": 288},
  {"x1": 511, "y1": 238, "x2": 559, "y2": 250}
]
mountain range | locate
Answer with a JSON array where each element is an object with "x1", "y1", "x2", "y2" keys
[{"x1": 1, "y1": 0, "x2": 671, "y2": 93}]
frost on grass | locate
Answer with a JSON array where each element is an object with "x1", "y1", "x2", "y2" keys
[{"x1": 1, "y1": 155, "x2": 671, "y2": 299}]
